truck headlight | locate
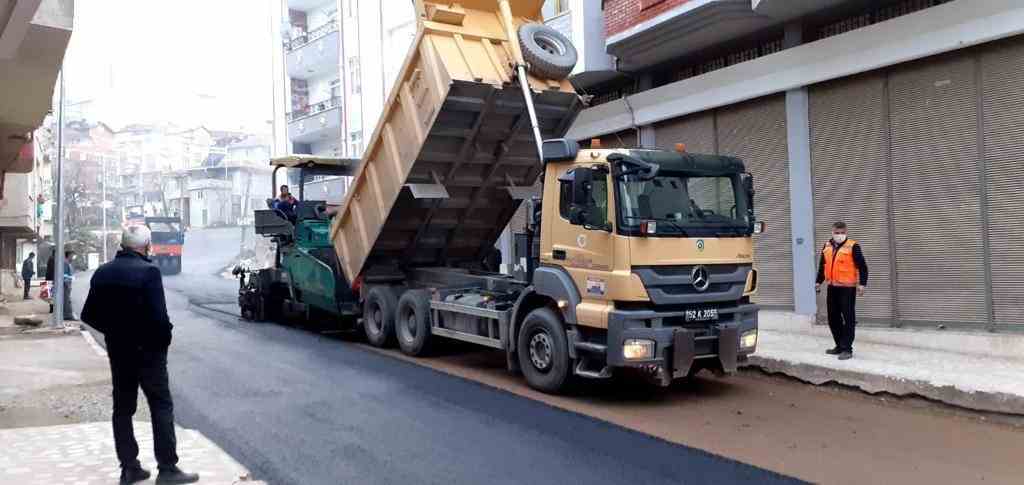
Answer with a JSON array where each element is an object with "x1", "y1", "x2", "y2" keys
[
  {"x1": 740, "y1": 330, "x2": 758, "y2": 349},
  {"x1": 623, "y1": 339, "x2": 655, "y2": 360}
]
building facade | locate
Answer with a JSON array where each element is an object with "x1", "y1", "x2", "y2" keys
[
  {"x1": 270, "y1": 0, "x2": 417, "y2": 160},
  {"x1": 566, "y1": 0, "x2": 1024, "y2": 331},
  {"x1": 0, "y1": 0, "x2": 73, "y2": 290}
]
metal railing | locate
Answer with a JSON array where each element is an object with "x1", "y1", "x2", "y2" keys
[
  {"x1": 287, "y1": 96, "x2": 342, "y2": 122},
  {"x1": 284, "y1": 18, "x2": 339, "y2": 52}
]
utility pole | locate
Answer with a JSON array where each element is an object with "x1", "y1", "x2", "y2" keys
[
  {"x1": 52, "y1": 67, "x2": 66, "y2": 327},
  {"x1": 101, "y1": 156, "x2": 107, "y2": 262}
]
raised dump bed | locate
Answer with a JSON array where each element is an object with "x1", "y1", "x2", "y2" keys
[{"x1": 330, "y1": 0, "x2": 583, "y2": 282}]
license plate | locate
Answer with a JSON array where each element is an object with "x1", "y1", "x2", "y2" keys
[{"x1": 685, "y1": 308, "x2": 718, "y2": 322}]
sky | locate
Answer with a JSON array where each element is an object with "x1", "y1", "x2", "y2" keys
[{"x1": 62, "y1": 0, "x2": 275, "y2": 133}]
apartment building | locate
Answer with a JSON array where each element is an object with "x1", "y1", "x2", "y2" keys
[
  {"x1": 270, "y1": 0, "x2": 416, "y2": 160},
  {"x1": 0, "y1": 0, "x2": 74, "y2": 288}
]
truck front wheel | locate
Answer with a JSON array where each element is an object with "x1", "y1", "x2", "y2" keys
[
  {"x1": 517, "y1": 307, "x2": 572, "y2": 393},
  {"x1": 363, "y1": 286, "x2": 398, "y2": 347}
]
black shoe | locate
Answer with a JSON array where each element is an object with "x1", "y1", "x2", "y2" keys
[
  {"x1": 838, "y1": 352, "x2": 853, "y2": 360},
  {"x1": 825, "y1": 347, "x2": 841, "y2": 355},
  {"x1": 120, "y1": 466, "x2": 151, "y2": 484},
  {"x1": 156, "y1": 466, "x2": 200, "y2": 484}
]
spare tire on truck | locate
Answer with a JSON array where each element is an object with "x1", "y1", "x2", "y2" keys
[{"x1": 518, "y1": 23, "x2": 578, "y2": 80}]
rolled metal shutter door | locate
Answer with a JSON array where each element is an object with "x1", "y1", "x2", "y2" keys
[
  {"x1": 654, "y1": 113, "x2": 723, "y2": 216},
  {"x1": 888, "y1": 54, "x2": 987, "y2": 326},
  {"x1": 809, "y1": 74, "x2": 894, "y2": 322},
  {"x1": 717, "y1": 95, "x2": 793, "y2": 308},
  {"x1": 981, "y1": 38, "x2": 1024, "y2": 328},
  {"x1": 653, "y1": 112, "x2": 716, "y2": 154}
]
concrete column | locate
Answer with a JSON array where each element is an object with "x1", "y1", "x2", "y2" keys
[
  {"x1": 636, "y1": 74, "x2": 656, "y2": 148},
  {"x1": 784, "y1": 22, "x2": 817, "y2": 316}
]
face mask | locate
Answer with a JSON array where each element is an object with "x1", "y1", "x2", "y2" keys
[{"x1": 832, "y1": 234, "x2": 847, "y2": 244}]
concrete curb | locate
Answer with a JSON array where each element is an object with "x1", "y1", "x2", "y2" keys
[
  {"x1": 80, "y1": 328, "x2": 107, "y2": 357},
  {"x1": 743, "y1": 355, "x2": 1024, "y2": 416}
]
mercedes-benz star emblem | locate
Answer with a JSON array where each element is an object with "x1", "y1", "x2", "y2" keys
[{"x1": 691, "y1": 265, "x2": 711, "y2": 292}]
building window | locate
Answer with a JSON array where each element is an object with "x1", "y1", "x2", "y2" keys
[
  {"x1": 350, "y1": 131, "x2": 363, "y2": 156},
  {"x1": 542, "y1": 0, "x2": 569, "y2": 19},
  {"x1": 330, "y1": 78, "x2": 342, "y2": 99},
  {"x1": 348, "y1": 57, "x2": 361, "y2": 95},
  {"x1": 815, "y1": 0, "x2": 953, "y2": 41},
  {"x1": 639, "y1": 0, "x2": 667, "y2": 10}
]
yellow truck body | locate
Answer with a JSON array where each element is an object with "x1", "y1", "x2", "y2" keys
[{"x1": 329, "y1": 0, "x2": 582, "y2": 283}]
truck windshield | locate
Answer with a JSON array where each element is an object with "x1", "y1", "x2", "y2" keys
[
  {"x1": 148, "y1": 222, "x2": 181, "y2": 233},
  {"x1": 617, "y1": 173, "x2": 747, "y2": 237}
]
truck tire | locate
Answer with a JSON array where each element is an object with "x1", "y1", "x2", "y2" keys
[
  {"x1": 364, "y1": 286, "x2": 399, "y2": 347},
  {"x1": 168, "y1": 257, "x2": 182, "y2": 275},
  {"x1": 518, "y1": 23, "x2": 577, "y2": 80},
  {"x1": 396, "y1": 290, "x2": 433, "y2": 357},
  {"x1": 517, "y1": 307, "x2": 572, "y2": 393}
]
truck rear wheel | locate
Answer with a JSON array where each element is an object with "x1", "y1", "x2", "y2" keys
[
  {"x1": 396, "y1": 290, "x2": 433, "y2": 357},
  {"x1": 363, "y1": 286, "x2": 399, "y2": 347},
  {"x1": 517, "y1": 307, "x2": 572, "y2": 393}
]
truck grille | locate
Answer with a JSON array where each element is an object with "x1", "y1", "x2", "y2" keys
[{"x1": 633, "y1": 264, "x2": 751, "y2": 306}]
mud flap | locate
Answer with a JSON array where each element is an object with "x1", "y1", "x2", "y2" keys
[
  {"x1": 672, "y1": 329, "x2": 696, "y2": 378},
  {"x1": 718, "y1": 325, "x2": 740, "y2": 374}
]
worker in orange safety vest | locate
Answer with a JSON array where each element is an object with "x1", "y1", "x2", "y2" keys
[{"x1": 816, "y1": 221, "x2": 869, "y2": 361}]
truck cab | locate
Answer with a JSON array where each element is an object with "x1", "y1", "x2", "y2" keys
[{"x1": 530, "y1": 140, "x2": 761, "y2": 385}]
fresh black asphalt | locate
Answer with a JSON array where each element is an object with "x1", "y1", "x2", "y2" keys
[{"x1": 79, "y1": 227, "x2": 802, "y2": 485}]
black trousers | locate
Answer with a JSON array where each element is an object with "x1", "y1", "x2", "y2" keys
[
  {"x1": 107, "y1": 342, "x2": 179, "y2": 470},
  {"x1": 826, "y1": 286, "x2": 857, "y2": 352},
  {"x1": 23, "y1": 278, "x2": 30, "y2": 299}
]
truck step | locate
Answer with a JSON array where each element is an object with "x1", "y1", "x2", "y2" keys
[{"x1": 574, "y1": 360, "x2": 612, "y2": 379}]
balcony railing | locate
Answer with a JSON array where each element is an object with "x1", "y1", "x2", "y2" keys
[
  {"x1": 287, "y1": 96, "x2": 342, "y2": 122},
  {"x1": 284, "y1": 19, "x2": 339, "y2": 52}
]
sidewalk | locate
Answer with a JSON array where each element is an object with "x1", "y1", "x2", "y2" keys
[
  {"x1": 745, "y1": 311, "x2": 1024, "y2": 415},
  {"x1": 0, "y1": 295, "x2": 261, "y2": 484},
  {"x1": 0, "y1": 296, "x2": 74, "y2": 338},
  {"x1": 1, "y1": 422, "x2": 257, "y2": 485}
]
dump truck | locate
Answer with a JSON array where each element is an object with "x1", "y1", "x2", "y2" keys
[
  {"x1": 145, "y1": 216, "x2": 185, "y2": 275},
  {"x1": 237, "y1": 0, "x2": 762, "y2": 393}
]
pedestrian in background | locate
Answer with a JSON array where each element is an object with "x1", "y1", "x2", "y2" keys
[
  {"x1": 44, "y1": 252, "x2": 55, "y2": 282},
  {"x1": 62, "y1": 250, "x2": 77, "y2": 321},
  {"x1": 816, "y1": 221, "x2": 868, "y2": 361},
  {"x1": 21, "y1": 252, "x2": 35, "y2": 300},
  {"x1": 44, "y1": 252, "x2": 55, "y2": 313},
  {"x1": 81, "y1": 225, "x2": 199, "y2": 485}
]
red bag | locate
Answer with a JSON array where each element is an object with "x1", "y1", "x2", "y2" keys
[{"x1": 39, "y1": 282, "x2": 50, "y2": 300}]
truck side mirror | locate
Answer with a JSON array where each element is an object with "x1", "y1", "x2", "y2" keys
[
  {"x1": 569, "y1": 167, "x2": 594, "y2": 226},
  {"x1": 741, "y1": 173, "x2": 754, "y2": 204},
  {"x1": 572, "y1": 167, "x2": 594, "y2": 208}
]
